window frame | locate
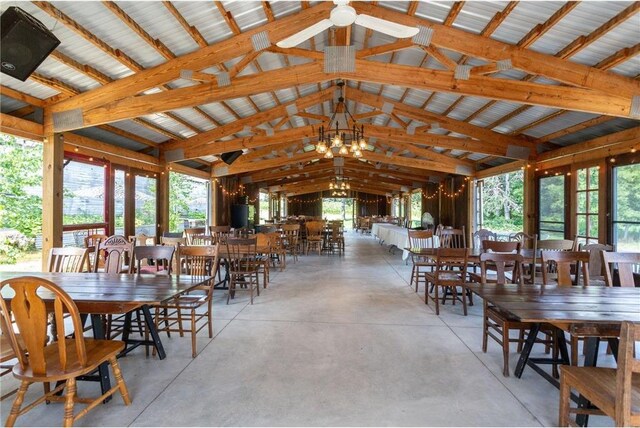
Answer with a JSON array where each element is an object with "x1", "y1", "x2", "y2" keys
[
  {"x1": 608, "y1": 152, "x2": 640, "y2": 250},
  {"x1": 536, "y1": 167, "x2": 570, "y2": 240},
  {"x1": 574, "y1": 165, "x2": 601, "y2": 244}
]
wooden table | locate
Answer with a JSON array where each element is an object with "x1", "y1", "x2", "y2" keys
[
  {"x1": 466, "y1": 283, "x2": 640, "y2": 426},
  {"x1": 0, "y1": 272, "x2": 212, "y2": 395}
]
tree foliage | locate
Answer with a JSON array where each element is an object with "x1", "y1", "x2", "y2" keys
[
  {"x1": 0, "y1": 135, "x2": 43, "y2": 237},
  {"x1": 481, "y1": 170, "x2": 524, "y2": 232}
]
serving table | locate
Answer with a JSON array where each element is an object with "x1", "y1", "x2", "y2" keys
[{"x1": 372, "y1": 224, "x2": 439, "y2": 259}]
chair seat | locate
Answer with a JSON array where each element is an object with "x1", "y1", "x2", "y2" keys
[
  {"x1": 561, "y1": 366, "x2": 640, "y2": 419},
  {"x1": 163, "y1": 294, "x2": 207, "y2": 309},
  {"x1": 138, "y1": 265, "x2": 168, "y2": 274},
  {"x1": 13, "y1": 339, "x2": 124, "y2": 382},
  {"x1": 307, "y1": 237, "x2": 323, "y2": 242},
  {"x1": 425, "y1": 272, "x2": 463, "y2": 282}
]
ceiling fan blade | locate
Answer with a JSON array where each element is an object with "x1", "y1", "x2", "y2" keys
[
  {"x1": 276, "y1": 19, "x2": 334, "y2": 48},
  {"x1": 354, "y1": 14, "x2": 420, "y2": 39}
]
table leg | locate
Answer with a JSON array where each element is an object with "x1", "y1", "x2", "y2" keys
[
  {"x1": 91, "y1": 314, "x2": 112, "y2": 402},
  {"x1": 141, "y1": 304, "x2": 166, "y2": 360},
  {"x1": 515, "y1": 323, "x2": 540, "y2": 378}
]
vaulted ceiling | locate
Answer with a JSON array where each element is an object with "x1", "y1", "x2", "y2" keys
[{"x1": 1, "y1": 1, "x2": 638, "y2": 196}]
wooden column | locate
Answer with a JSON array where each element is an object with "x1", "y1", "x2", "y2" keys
[
  {"x1": 523, "y1": 165, "x2": 536, "y2": 236},
  {"x1": 124, "y1": 171, "x2": 135, "y2": 237},
  {"x1": 158, "y1": 170, "x2": 169, "y2": 235},
  {"x1": 41, "y1": 129, "x2": 64, "y2": 271}
]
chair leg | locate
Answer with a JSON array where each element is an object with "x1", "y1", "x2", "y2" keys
[
  {"x1": 411, "y1": 265, "x2": 417, "y2": 292},
  {"x1": 5, "y1": 380, "x2": 29, "y2": 427},
  {"x1": 434, "y1": 285, "x2": 440, "y2": 315},
  {"x1": 207, "y1": 302, "x2": 213, "y2": 338},
  {"x1": 502, "y1": 323, "x2": 510, "y2": 377},
  {"x1": 482, "y1": 304, "x2": 489, "y2": 353},
  {"x1": 63, "y1": 378, "x2": 76, "y2": 427},
  {"x1": 461, "y1": 287, "x2": 468, "y2": 316},
  {"x1": 552, "y1": 331, "x2": 560, "y2": 379},
  {"x1": 191, "y1": 309, "x2": 197, "y2": 358},
  {"x1": 558, "y1": 373, "x2": 570, "y2": 427},
  {"x1": 110, "y1": 357, "x2": 131, "y2": 405}
]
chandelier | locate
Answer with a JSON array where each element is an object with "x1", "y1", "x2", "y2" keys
[
  {"x1": 315, "y1": 81, "x2": 367, "y2": 160},
  {"x1": 329, "y1": 177, "x2": 350, "y2": 196}
]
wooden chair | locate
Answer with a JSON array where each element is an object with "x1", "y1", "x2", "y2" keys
[
  {"x1": 209, "y1": 225, "x2": 232, "y2": 244},
  {"x1": 281, "y1": 224, "x2": 301, "y2": 262},
  {"x1": 83, "y1": 233, "x2": 108, "y2": 272},
  {"x1": 579, "y1": 243, "x2": 614, "y2": 286},
  {"x1": 154, "y1": 245, "x2": 220, "y2": 358},
  {"x1": 473, "y1": 229, "x2": 497, "y2": 249},
  {"x1": 509, "y1": 233, "x2": 538, "y2": 283},
  {"x1": 538, "y1": 239, "x2": 576, "y2": 252},
  {"x1": 133, "y1": 245, "x2": 175, "y2": 275},
  {"x1": 327, "y1": 222, "x2": 345, "y2": 255},
  {"x1": 602, "y1": 252, "x2": 640, "y2": 287},
  {"x1": 541, "y1": 251, "x2": 590, "y2": 287},
  {"x1": 128, "y1": 233, "x2": 157, "y2": 246},
  {"x1": 160, "y1": 236, "x2": 186, "y2": 274},
  {"x1": 0, "y1": 276, "x2": 131, "y2": 426},
  {"x1": 305, "y1": 221, "x2": 325, "y2": 255},
  {"x1": 254, "y1": 233, "x2": 270, "y2": 288},
  {"x1": 559, "y1": 321, "x2": 640, "y2": 427},
  {"x1": 0, "y1": 327, "x2": 26, "y2": 401},
  {"x1": 408, "y1": 229, "x2": 436, "y2": 292},
  {"x1": 425, "y1": 248, "x2": 469, "y2": 316},
  {"x1": 47, "y1": 247, "x2": 89, "y2": 274},
  {"x1": 468, "y1": 241, "x2": 521, "y2": 284},
  {"x1": 184, "y1": 227, "x2": 206, "y2": 245},
  {"x1": 95, "y1": 235, "x2": 133, "y2": 274},
  {"x1": 440, "y1": 226, "x2": 466, "y2": 249},
  {"x1": 266, "y1": 232, "x2": 286, "y2": 271},
  {"x1": 479, "y1": 252, "x2": 530, "y2": 377},
  {"x1": 509, "y1": 232, "x2": 536, "y2": 247},
  {"x1": 226, "y1": 238, "x2": 260, "y2": 305}
]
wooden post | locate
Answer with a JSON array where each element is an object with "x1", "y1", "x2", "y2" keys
[
  {"x1": 124, "y1": 170, "x2": 135, "y2": 237},
  {"x1": 158, "y1": 170, "x2": 169, "y2": 235},
  {"x1": 41, "y1": 128, "x2": 64, "y2": 271},
  {"x1": 523, "y1": 164, "x2": 536, "y2": 236}
]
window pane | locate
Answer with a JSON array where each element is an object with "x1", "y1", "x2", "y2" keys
[
  {"x1": 589, "y1": 215, "x2": 598, "y2": 238},
  {"x1": 135, "y1": 176, "x2": 156, "y2": 236},
  {"x1": 577, "y1": 192, "x2": 586, "y2": 213},
  {"x1": 577, "y1": 215, "x2": 587, "y2": 236},
  {"x1": 614, "y1": 164, "x2": 640, "y2": 222},
  {"x1": 614, "y1": 223, "x2": 640, "y2": 251},
  {"x1": 589, "y1": 190, "x2": 599, "y2": 214},
  {"x1": 63, "y1": 159, "x2": 106, "y2": 225},
  {"x1": 539, "y1": 175, "x2": 565, "y2": 223},
  {"x1": 577, "y1": 168, "x2": 586, "y2": 191},
  {"x1": 411, "y1": 192, "x2": 422, "y2": 223},
  {"x1": 259, "y1": 192, "x2": 269, "y2": 223},
  {"x1": 589, "y1": 167, "x2": 599, "y2": 189},
  {"x1": 169, "y1": 172, "x2": 208, "y2": 232},
  {"x1": 114, "y1": 170, "x2": 125, "y2": 235}
]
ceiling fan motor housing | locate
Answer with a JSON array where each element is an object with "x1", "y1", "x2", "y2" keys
[{"x1": 330, "y1": 4, "x2": 357, "y2": 27}]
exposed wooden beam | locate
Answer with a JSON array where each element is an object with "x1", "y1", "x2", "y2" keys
[
  {"x1": 351, "y1": 2, "x2": 639, "y2": 98},
  {"x1": 0, "y1": 113, "x2": 43, "y2": 140},
  {"x1": 444, "y1": 2, "x2": 466, "y2": 26},
  {"x1": 214, "y1": 151, "x2": 319, "y2": 176},
  {"x1": 48, "y1": 1, "x2": 334, "y2": 114},
  {"x1": 537, "y1": 116, "x2": 615, "y2": 143},
  {"x1": 517, "y1": 2, "x2": 579, "y2": 49},
  {"x1": 356, "y1": 39, "x2": 415, "y2": 59},
  {"x1": 163, "y1": 1, "x2": 209, "y2": 48},
  {"x1": 0, "y1": 85, "x2": 47, "y2": 107}
]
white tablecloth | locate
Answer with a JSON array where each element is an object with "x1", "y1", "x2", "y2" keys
[{"x1": 371, "y1": 224, "x2": 438, "y2": 260}]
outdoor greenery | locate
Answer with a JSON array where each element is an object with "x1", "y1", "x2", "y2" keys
[
  {"x1": 614, "y1": 163, "x2": 640, "y2": 251},
  {"x1": 481, "y1": 170, "x2": 524, "y2": 234},
  {"x1": 0, "y1": 136, "x2": 42, "y2": 263},
  {"x1": 410, "y1": 192, "x2": 422, "y2": 223},
  {"x1": 322, "y1": 198, "x2": 354, "y2": 229},
  {"x1": 169, "y1": 172, "x2": 207, "y2": 232}
]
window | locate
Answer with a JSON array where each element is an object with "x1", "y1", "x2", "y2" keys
[
  {"x1": 134, "y1": 175, "x2": 157, "y2": 236},
  {"x1": 280, "y1": 195, "x2": 287, "y2": 218},
  {"x1": 391, "y1": 197, "x2": 400, "y2": 217},
  {"x1": 479, "y1": 170, "x2": 524, "y2": 236},
  {"x1": 475, "y1": 180, "x2": 484, "y2": 231},
  {"x1": 576, "y1": 166, "x2": 599, "y2": 244},
  {"x1": 259, "y1": 191, "x2": 270, "y2": 223},
  {"x1": 410, "y1": 191, "x2": 422, "y2": 226},
  {"x1": 62, "y1": 155, "x2": 108, "y2": 246},
  {"x1": 114, "y1": 170, "x2": 125, "y2": 235},
  {"x1": 169, "y1": 172, "x2": 209, "y2": 232},
  {"x1": 538, "y1": 174, "x2": 566, "y2": 239},
  {"x1": 613, "y1": 163, "x2": 640, "y2": 251}
]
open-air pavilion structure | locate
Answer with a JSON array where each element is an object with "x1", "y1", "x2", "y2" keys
[{"x1": 0, "y1": 1, "x2": 638, "y2": 426}]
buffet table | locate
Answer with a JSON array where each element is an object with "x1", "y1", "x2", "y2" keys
[{"x1": 371, "y1": 224, "x2": 438, "y2": 260}]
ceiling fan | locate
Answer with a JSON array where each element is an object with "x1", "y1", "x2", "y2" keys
[{"x1": 276, "y1": 0, "x2": 420, "y2": 48}]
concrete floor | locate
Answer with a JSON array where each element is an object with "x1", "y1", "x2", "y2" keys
[{"x1": 0, "y1": 232, "x2": 617, "y2": 426}]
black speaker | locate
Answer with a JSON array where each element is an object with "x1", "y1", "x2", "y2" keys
[
  {"x1": 220, "y1": 150, "x2": 243, "y2": 165},
  {"x1": 1, "y1": 7, "x2": 60, "y2": 81},
  {"x1": 231, "y1": 204, "x2": 249, "y2": 229}
]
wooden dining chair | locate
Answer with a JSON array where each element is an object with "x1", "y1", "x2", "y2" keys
[
  {"x1": 254, "y1": 233, "x2": 270, "y2": 288},
  {"x1": 425, "y1": 248, "x2": 469, "y2": 316},
  {"x1": 579, "y1": 243, "x2": 614, "y2": 286},
  {"x1": 541, "y1": 251, "x2": 591, "y2": 286},
  {"x1": 226, "y1": 238, "x2": 260, "y2": 305},
  {"x1": 559, "y1": 321, "x2": 640, "y2": 427},
  {"x1": 305, "y1": 221, "x2": 324, "y2": 255},
  {"x1": 83, "y1": 233, "x2": 108, "y2": 272},
  {"x1": 154, "y1": 245, "x2": 220, "y2": 358},
  {"x1": 537, "y1": 239, "x2": 575, "y2": 252},
  {"x1": 281, "y1": 224, "x2": 301, "y2": 262},
  {"x1": 440, "y1": 226, "x2": 466, "y2": 249},
  {"x1": 407, "y1": 229, "x2": 436, "y2": 292},
  {"x1": 47, "y1": 247, "x2": 89, "y2": 274},
  {"x1": 327, "y1": 222, "x2": 345, "y2": 255},
  {"x1": 266, "y1": 232, "x2": 286, "y2": 271},
  {"x1": 133, "y1": 245, "x2": 175, "y2": 275},
  {"x1": 0, "y1": 325, "x2": 26, "y2": 401},
  {"x1": 184, "y1": 227, "x2": 206, "y2": 245},
  {"x1": 473, "y1": 229, "x2": 497, "y2": 249},
  {"x1": 161, "y1": 236, "x2": 186, "y2": 274},
  {"x1": 602, "y1": 252, "x2": 640, "y2": 287},
  {"x1": 0, "y1": 276, "x2": 131, "y2": 427},
  {"x1": 95, "y1": 235, "x2": 134, "y2": 274},
  {"x1": 469, "y1": 241, "x2": 521, "y2": 284},
  {"x1": 478, "y1": 252, "x2": 530, "y2": 377}
]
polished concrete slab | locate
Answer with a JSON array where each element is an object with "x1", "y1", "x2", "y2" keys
[{"x1": 0, "y1": 231, "x2": 616, "y2": 426}]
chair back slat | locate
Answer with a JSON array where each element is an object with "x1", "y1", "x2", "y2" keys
[
  {"x1": 179, "y1": 245, "x2": 220, "y2": 300},
  {"x1": 47, "y1": 247, "x2": 89, "y2": 273},
  {"x1": 602, "y1": 252, "x2": 640, "y2": 287},
  {"x1": 482, "y1": 240, "x2": 520, "y2": 253},
  {"x1": 541, "y1": 251, "x2": 590, "y2": 286},
  {"x1": 184, "y1": 227, "x2": 206, "y2": 245},
  {"x1": 0, "y1": 277, "x2": 87, "y2": 375},
  {"x1": 97, "y1": 235, "x2": 134, "y2": 274},
  {"x1": 408, "y1": 229, "x2": 435, "y2": 250},
  {"x1": 134, "y1": 245, "x2": 175, "y2": 274},
  {"x1": 538, "y1": 239, "x2": 574, "y2": 251},
  {"x1": 226, "y1": 238, "x2": 259, "y2": 274},
  {"x1": 480, "y1": 253, "x2": 524, "y2": 285},
  {"x1": 440, "y1": 226, "x2": 466, "y2": 248},
  {"x1": 473, "y1": 229, "x2": 497, "y2": 249},
  {"x1": 579, "y1": 243, "x2": 614, "y2": 277}
]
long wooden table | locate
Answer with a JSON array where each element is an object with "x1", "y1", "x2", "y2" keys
[
  {"x1": 466, "y1": 283, "x2": 640, "y2": 426},
  {"x1": 0, "y1": 272, "x2": 213, "y2": 395}
]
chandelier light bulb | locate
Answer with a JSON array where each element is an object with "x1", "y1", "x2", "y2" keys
[
  {"x1": 346, "y1": 183, "x2": 350, "y2": 189},
  {"x1": 329, "y1": 183, "x2": 334, "y2": 189},
  {"x1": 332, "y1": 135, "x2": 342, "y2": 147},
  {"x1": 316, "y1": 141, "x2": 327, "y2": 153},
  {"x1": 359, "y1": 138, "x2": 367, "y2": 149},
  {"x1": 325, "y1": 149, "x2": 334, "y2": 159},
  {"x1": 339, "y1": 145, "x2": 349, "y2": 155},
  {"x1": 354, "y1": 149, "x2": 362, "y2": 158},
  {"x1": 350, "y1": 141, "x2": 358, "y2": 152}
]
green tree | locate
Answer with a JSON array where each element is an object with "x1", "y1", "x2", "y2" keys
[
  {"x1": 482, "y1": 170, "x2": 524, "y2": 232},
  {"x1": 0, "y1": 135, "x2": 43, "y2": 237}
]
